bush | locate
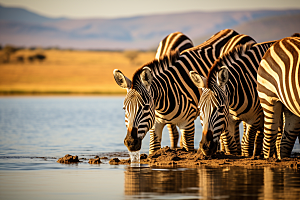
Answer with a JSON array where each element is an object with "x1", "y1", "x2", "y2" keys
[
  {"x1": 16, "y1": 55, "x2": 25, "y2": 63},
  {"x1": 35, "y1": 54, "x2": 46, "y2": 62},
  {"x1": 3, "y1": 45, "x2": 18, "y2": 63},
  {"x1": 27, "y1": 54, "x2": 46, "y2": 62},
  {"x1": 123, "y1": 50, "x2": 139, "y2": 65}
]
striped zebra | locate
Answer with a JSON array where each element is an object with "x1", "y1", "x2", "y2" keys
[
  {"x1": 113, "y1": 29, "x2": 255, "y2": 154},
  {"x1": 257, "y1": 37, "x2": 300, "y2": 159},
  {"x1": 154, "y1": 31, "x2": 194, "y2": 149},
  {"x1": 190, "y1": 40, "x2": 276, "y2": 157}
]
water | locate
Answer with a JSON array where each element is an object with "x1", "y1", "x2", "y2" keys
[
  {"x1": 129, "y1": 150, "x2": 140, "y2": 167},
  {"x1": 0, "y1": 96, "x2": 300, "y2": 200}
]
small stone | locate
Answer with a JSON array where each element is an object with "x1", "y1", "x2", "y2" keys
[
  {"x1": 109, "y1": 157, "x2": 120, "y2": 165},
  {"x1": 140, "y1": 153, "x2": 148, "y2": 160},
  {"x1": 89, "y1": 157, "x2": 101, "y2": 164},
  {"x1": 57, "y1": 154, "x2": 80, "y2": 164}
]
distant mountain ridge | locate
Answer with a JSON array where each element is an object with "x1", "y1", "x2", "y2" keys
[
  {"x1": 0, "y1": 4, "x2": 65, "y2": 23},
  {"x1": 0, "y1": 4, "x2": 299, "y2": 50}
]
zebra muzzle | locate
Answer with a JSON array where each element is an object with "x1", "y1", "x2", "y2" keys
[
  {"x1": 199, "y1": 130, "x2": 218, "y2": 156},
  {"x1": 124, "y1": 127, "x2": 142, "y2": 152}
]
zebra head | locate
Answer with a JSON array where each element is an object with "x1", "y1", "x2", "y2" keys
[
  {"x1": 113, "y1": 66, "x2": 155, "y2": 152},
  {"x1": 190, "y1": 66, "x2": 230, "y2": 156}
]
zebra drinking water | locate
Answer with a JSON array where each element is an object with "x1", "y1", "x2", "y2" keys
[
  {"x1": 190, "y1": 41, "x2": 276, "y2": 157},
  {"x1": 257, "y1": 36, "x2": 300, "y2": 159},
  {"x1": 113, "y1": 29, "x2": 255, "y2": 154}
]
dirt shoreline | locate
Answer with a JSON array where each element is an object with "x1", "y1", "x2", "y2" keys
[
  {"x1": 57, "y1": 147, "x2": 300, "y2": 169},
  {"x1": 142, "y1": 147, "x2": 300, "y2": 169}
]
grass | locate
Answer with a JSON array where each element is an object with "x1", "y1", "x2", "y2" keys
[{"x1": 0, "y1": 49, "x2": 155, "y2": 95}]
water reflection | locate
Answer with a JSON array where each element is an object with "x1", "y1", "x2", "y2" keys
[
  {"x1": 124, "y1": 166, "x2": 300, "y2": 200},
  {"x1": 125, "y1": 167, "x2": 199, "y2": 196}
]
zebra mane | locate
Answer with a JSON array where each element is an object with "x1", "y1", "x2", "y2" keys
[
  {"x1": 207, "y1": 42, "x2": 254, "y2": 87},
  {"x1": 131, "y1": 49, "x2": 180, "y2": 89}
]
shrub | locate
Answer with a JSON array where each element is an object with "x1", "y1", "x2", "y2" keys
[{"x1": 123, "y1": 50, "x2": 139, "y2": 65}]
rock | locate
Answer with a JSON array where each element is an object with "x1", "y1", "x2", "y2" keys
[
  {"x1": 140, "y1": 153, "x2": 148, "y2": 160},
  {"x1": 89, "y1": 157, "x2": 101, "y2": 164},
  {"x1": 109, "y1": 157, "x2": 120, "y2": 165},
  {"x1": 57, "y1": 154, "x2": 80, "y2": 164}
]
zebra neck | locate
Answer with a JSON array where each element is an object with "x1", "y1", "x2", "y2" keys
[
  {"x1": 149, "y1": 74, "x2": 166, "y2": 106},
  {"x1": 224, "y1": 41, "x2": 275, "y2": 117}
]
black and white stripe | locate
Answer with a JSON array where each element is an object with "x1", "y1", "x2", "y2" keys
[
  {"x1": 257, "y1": 37, "x2": 300, "y2": 159},
  {"x1": 154, "y1": 32, "x2": 193, "y2": 149},
  {"x1": 114, "y1": 29, "x2": 256, "y2": 154},
  {"x1": 190, "y1": 40, "x2": 276, "y2": 157},
  {"x1": 155, "y1": 32, "x2": 193, "y2": 60}
]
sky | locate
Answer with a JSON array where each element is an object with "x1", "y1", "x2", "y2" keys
[{"x1": 0, "y1": 0, "x2": 300, "y2": 19}]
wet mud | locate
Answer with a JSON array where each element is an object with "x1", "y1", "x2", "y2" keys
[
  {"x1": 142, "y1": 147, "x2": 300, "y2": 169},
  {"x1": 56, "y1": 147, "x2": 300, "y2": 169}
]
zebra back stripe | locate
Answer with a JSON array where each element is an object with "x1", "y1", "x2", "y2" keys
[{"x1": 155, "y1": 32, "x2": 193, "y2": 60}]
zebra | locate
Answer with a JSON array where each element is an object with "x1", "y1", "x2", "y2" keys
[
  {"x1": 113, "y1": 29, "x2": 255, "y2": 154},
  {"x1": 189, "y1": 40, "x2": 276, "y2": 157},
  {"x1": 154, "y1": 32, "x2": 194, "y2": 149},
  {"x1": 257, "y1": 37, "x2": 300, "y2": 159}
]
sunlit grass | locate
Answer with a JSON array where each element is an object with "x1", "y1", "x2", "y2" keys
[{"x1": 0, "y1": 49, "x2": 155, "y2": 95}]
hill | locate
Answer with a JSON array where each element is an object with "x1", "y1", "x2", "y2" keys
[
  {"x1": 0, "y1": 4, "x2": 65, "y2": 23},
  {"x1": 0, "y1": 4, "x2": 299, "y2": 50},
  {"x1": 234, "y1": 13, "x2": 300, "y2": 42}
]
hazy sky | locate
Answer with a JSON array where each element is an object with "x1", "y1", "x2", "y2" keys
[{"x1": 0, "y1": 0, "x2": 300, "y2": 19}]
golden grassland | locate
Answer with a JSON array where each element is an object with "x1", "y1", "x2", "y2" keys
[{"x1": 0, "y1": 49, "x2": 156, "y2": 95}]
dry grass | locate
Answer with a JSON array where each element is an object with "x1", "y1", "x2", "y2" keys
[{"x1": 0, "y1": 49, "x2": 155, "y2": 95}]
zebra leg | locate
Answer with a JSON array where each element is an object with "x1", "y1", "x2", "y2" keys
[
  {"x1": 220, "y1": 134, "x2": 225, "y2": 152},
  {"x1": 263, "y1": 101, "x2": 283, "y2": 158},
  {"x1": 253, "y1": 113, "x2": 264, "y2": 157},
  {"x1": 149, "y1": 122, "x2": 165, "y2": 154},
  {"x1": 166, "y1": 124, "x2": 179, "y2": 149},
  {"x1": 179, "y1": 134, "x2": 183, "y2": 148},
  {"x1": 241, "y1": 119, "x2": 262, "y2": 157},
  {"x1": 234, "y1": 121, "x2": 242, "y2": 155},
  {"x1": 279, "y1": 107, "x2": 300, "y2": 159},
  {"x1": 275, "y1": 112, "x2": 284, "y2": 158},
  {"x1": 221, "y1": 130, "x2": 238, "y2": 154},
  {"x1": 178, "y1": 120, "x2": 195, "y2": 152},
  {"x1": 221, "y1": 116, "x2": 239, "y2": 154}
]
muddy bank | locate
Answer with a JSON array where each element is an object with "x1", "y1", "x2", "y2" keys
[
  {"x1": 115, "y1": 147, "x2": 300, "y2": 169},
  {"x1": 56, "y1": 147, "x2": 300, "y2": 169}
]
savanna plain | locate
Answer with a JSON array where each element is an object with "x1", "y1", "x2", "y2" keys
[{"x1": 0, "y1": 48, "x2": 155, "y2": 95}]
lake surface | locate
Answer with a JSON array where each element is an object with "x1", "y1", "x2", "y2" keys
[{"x1": 0, "y1": 96, "x2": 300, "y2": 200}]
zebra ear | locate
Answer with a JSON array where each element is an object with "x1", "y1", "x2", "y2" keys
[
  {"x1": 113, "y1": 69, "x2": 132, "y2": 89},
  {"x1": 189, "y1": 71, "x2": 207, "y2": 88},
  {"x1": 140, "y1": 66, "x2": 153, "y2": 90},
  {"x1": 217, "y1": 66, "x2": 229, "y2": 89}
]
